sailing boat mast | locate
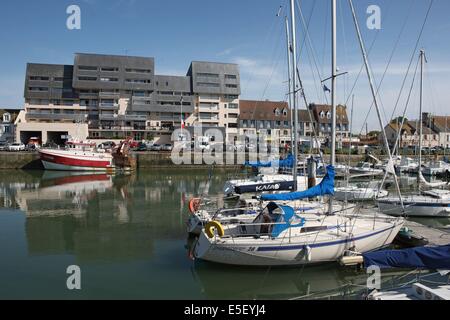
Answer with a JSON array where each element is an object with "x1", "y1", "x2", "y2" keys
[
  {"x1": 328, "y1": 0, "x2": 337, "y2": 215},
  {"x1": 348, "y1": 0, "x2": 404, "y2": 210},
  {"x1": 285, "y1": 16, "x2": 294, "y2": 176},
  {"x1": 290, "y1": 0, "x2": 299, "y2": 190},
  {"x1": 330, "y1": 0, "x2": 337, "y2": 167},
  {"x1": 418, "y1": 49, "x2": 426, "y2": 180}
]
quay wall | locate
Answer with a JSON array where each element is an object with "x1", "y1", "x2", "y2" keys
[{"x1": 0, "y1": 152, "x2": 445, "y2": 170}]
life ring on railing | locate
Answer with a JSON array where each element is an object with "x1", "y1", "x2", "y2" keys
[
  {"x1": 188, "y1": 198, "x2": 201, "y2": 214},
  {"x1": 205, "y1": 221, "x2": 225, "y2": 238}
]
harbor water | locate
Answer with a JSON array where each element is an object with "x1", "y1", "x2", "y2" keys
[{"x1": 0, "y1": 169, "x2": 449, "y2": 300}]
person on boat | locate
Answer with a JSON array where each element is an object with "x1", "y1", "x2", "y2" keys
[{"x1": 260, "y1": 212, "x2": 274, "y2": 235}]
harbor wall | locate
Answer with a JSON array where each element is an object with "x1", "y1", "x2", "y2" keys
[{"x1": 0, "y1": 152, "x2": 446, "y2": 170}]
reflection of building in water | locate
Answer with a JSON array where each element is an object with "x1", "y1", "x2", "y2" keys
[{"x1": 16, "y1": 173, "x2": 113, "y2": 218}]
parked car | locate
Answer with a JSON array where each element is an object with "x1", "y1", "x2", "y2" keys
[
  {"x1": 136, "y1": 142, "x2": 148, "y2": 152},
  {"x1": 98, "y1": 141, "x2": 116, "y2": 151},
  {"x1": 8, "y1": 143, "x2": 26, "y2": 152},
  {"x1": 162, "y1": 144, "x2": 173, "y2": 151},
  {"x1": 0, "y1": 142, "x2": 8, "y2": 151},
  {"x1": 150, "y1": 144, "x2": 162, "y2": 151},
  {"x1": 42, "y1": 142, "x2": 60, "y2": 149}
]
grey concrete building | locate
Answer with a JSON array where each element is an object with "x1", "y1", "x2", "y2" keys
[{"x1": 17, "y1": 53, "x2": 240, "y2": 144}]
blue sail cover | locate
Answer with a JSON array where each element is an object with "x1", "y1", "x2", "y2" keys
[
  {"x1": 363, "y1": 245, "x2": 450, "y2": 270},
  {"x1": 270, "y1": 205, "x2": 305, "y2": 237},
  {"x1": 260, "y1": 165, "x2": 335, "y2": 201},
  {"x1": 245, "y1": 154, "x2": 294, "y2": 169}
]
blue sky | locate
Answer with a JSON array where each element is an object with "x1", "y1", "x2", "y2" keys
[{"x1": 0, "y1": 0, "x2": 449, "y2": 132}]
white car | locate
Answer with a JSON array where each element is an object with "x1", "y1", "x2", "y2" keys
[
  {"x1": 8, "y1": 143, "x2": 26, "y2": 152},
  {"x1": 161, "y1": 144, "x2": 173, "y2": 151}
]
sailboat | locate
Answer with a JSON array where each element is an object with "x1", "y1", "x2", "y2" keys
[
  {"x1": 193, "y1": 0, "x2": 404, "y2": 266},
  {"x1": 377, "y1": 50, "x2": 450, "y2": 217}
]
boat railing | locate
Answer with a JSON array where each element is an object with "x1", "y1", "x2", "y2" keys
[{"x1": 220, "y1": 221, "x2": 290, "y2": 239}]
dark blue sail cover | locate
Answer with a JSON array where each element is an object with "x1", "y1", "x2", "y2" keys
[
  {"x1": 245, "y1": 154, "x2": 294, "y2": 169},
  {"x1": 260, "y1": 165, "x2": 335, "y2": 201},
  {"x1": 363, "y1": 245, "x2": 450, "y2": 270}
]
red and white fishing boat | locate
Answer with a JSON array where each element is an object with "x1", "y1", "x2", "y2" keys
[{"x1": 39, "y1": 140, "x2": 114, "y2": 171}]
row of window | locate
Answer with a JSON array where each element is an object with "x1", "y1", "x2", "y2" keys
[
  {"x1": 29, "y1": 76, "x2": 66, "y2": 81},
  {"x1": 78, "y1": 65, "x2": 151, "y2": 73},
  {"x1": 196, "y1": 73, "x2": 237, "y2": 80},
  {"x1": 241, "y1": 120, "x2": 290, "y2": 128},
  {"x1": 78, "y1": 77, "x2": 151, "y2": 84}
]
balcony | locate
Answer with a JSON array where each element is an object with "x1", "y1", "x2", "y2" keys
[
  {"x1": 26, "y1": 112, "x2": 88, "y2": 121},
  {"x1": 99, "y1": 92, "x2": 120, "y2": 98},
  {"x1": 99, "y1": 114, "x2": 147, "y2": 122},
  {"x1": 99, "y1": 103, "x2": 119, "y2": 110}
]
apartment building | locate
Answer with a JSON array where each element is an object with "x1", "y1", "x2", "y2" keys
[
  {"x1": 187, "y1": 62, "x2": 241, "y2": 143},
  {"x1": 239, "y1": 100, "x2": 291, "y2": 146},
  {"x1": 308, "y1": 104, "x2": 350, "y2": 140},
  {"x1": 16, "y1": 53, "x2": 239, "y2": 144}
]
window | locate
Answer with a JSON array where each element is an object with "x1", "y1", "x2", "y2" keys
[
  {"x1": 197, "y1": 73, "x2": 219, "y2": 79},
  {"x1": 228, "y1": 103, "x2": 238, "y2": 109},
  {"x1": 29, "y1": 76, "x2": 50, "y2": 81},
  {"x1": 199, "y1": 94, "x2": 220, "y2": 100},
  {"x1": 320, "y1": 111, "x2": 325, "y2": 118},
  {"x1": 284, "y1": 121, "x2": 289, "y2": 126},
  {"x1": 53, "y1": 77, "x2": 64, "y2": 82},
  {"x1": 101, "y1": 77, "x2": 119, "y2": 82},
  {"x1": 101, "y1": 67, "x2": 119, "y2": 72},
  {"x1": 226, "y1": 84, "x2": 238, "y2": 89},
  {"x1": 29, "y1": 87, "x2": 48, "y2": 92},
  {"x1": 327, "y1": 112, "x2": 331, "y2": 119},
  {"x1": 283, "y1": 109, "x2": 288, "y2": 116},
  {"x1": 78, "y1": 76, "x2": 97, "y2": 81},
  {"x1": 3, "y1": 114, "x2": 11, "y2": 122},
  {"x1": 78, "y1": 66, "x2": 98, "y2": 71},
  {"x1": 225, "y1": 74, "x2": 237, "y2": 80},
  {"x1": 197, "y1": 82, "x2": 220, "y2": 88},
  {"x1": 274, "y1": 108, "x2": 281, "y2": 116},
  {"x1": 125, "y1": 68, "x2": 151, "y2": 74},
  {"x1": 126, "y1": 79, "x2": 150, "y2": 84}
]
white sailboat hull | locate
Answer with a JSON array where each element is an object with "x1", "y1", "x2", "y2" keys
[
  {"x1": 194, "y1": 218, "x2": 403, "y2": 266},
  {"x1": 378, "y1": 197, "x2": 450, "y2": 217}
]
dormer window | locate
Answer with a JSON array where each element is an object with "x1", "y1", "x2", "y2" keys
[
  {"x1": 282, "y1": 108, "x2": 288, "y2": 116},
  {"x1": 274, "y1": 108, "x2": 281, "y2": 116},
  {"x1": 320, "y1": 111, "x2": 325, "y2": 118},
  {"x1": 327, "y1": 112, "x2": 331, "y2": 119},
  {"x1": 3, "y1": 113, "x2": 11, "y2": 123}
]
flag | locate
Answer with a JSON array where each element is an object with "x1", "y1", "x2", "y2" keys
[
  {"x1": 181, "y1": 113, "x2": 185, "y2": 129},
  {"x1": 323, "y1": 85, "x2": 331, "y2": 93}
]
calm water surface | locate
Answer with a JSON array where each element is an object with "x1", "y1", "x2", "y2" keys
[{"x1": 0, "y1": 169, "x2": 448, "y2": 300}]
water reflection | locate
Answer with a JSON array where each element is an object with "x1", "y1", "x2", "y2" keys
[
  {"x1": 0, "y1": 169, "x2": 226, "y2": 265},
  {"x1": 0, "y1": 169, "x2": 448, "y2": 299}
]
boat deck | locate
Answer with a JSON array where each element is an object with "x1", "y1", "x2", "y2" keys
[{"x1": 404, "y1": 220, "x2": 450, "y2": 246}]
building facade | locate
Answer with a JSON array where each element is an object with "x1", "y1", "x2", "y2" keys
[
  {"x1": 16, "y1": 53, "x2": 240, "y2": 144},
  {"x1": 384, "y1": 119, "x2": 440, "y2": 149},
  {"x1": 239, "y1": 100, "x2": 291, "y2": 146},
  {"x1": 0, "y1": 109, "x2": 20, "y2": 143}
]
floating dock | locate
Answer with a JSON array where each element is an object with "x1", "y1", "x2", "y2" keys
[{"x1": 404, "y1": 220, "x2": 450, "y2": 246}]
